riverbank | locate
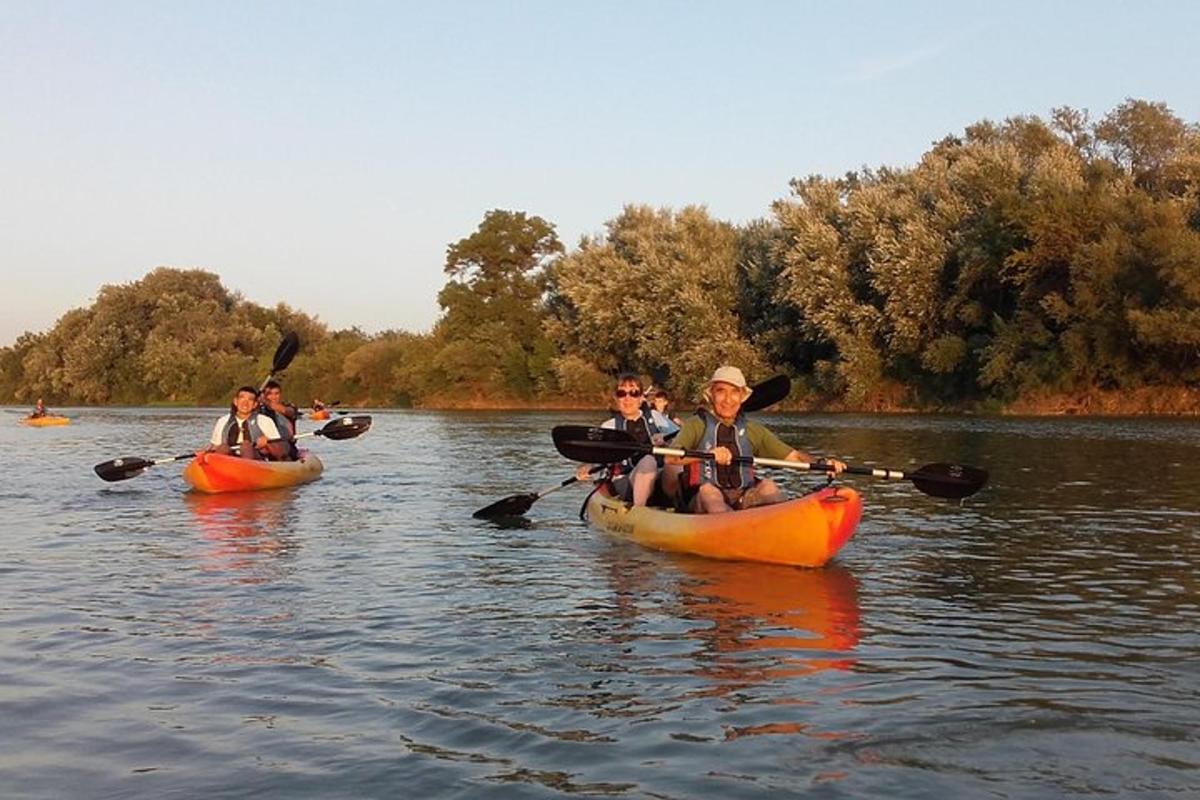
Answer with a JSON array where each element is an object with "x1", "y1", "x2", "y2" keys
[
  {"x1": 9, "y1": 385, "x2": 1199, "y2": 416},
  {"x1": 411, "y1": 383, "x2": 1200, "y2": 416}
]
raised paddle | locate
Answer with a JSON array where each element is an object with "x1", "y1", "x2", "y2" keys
[
  {"x1": 472, "y1": 375, "x2": 791, "y2": 520},
  {"x1": 740, "y1": 373, "x2": 791, "y2": 413},
  {"x1": 551, "y1": 424, "x2": 989, "y2": 500},
  {"x1": 261, "y1": 331, "x2": 301, "y2": 390},
  {"x1": 93, "y1": 415, "x2": 374, "y2": 483}
]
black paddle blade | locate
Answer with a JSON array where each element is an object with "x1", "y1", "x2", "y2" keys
[
  {"x1": 473, "y1": 493, "x2": 539, "y2": 519},
  {"x1": 272, "y1": 331, "x2": 301, "y2": 374},
  {"x1": 315, "y1": 414, "x2": 372, "y2": 440},
  {"x1": 742, "y1": 374, "x2": 791, "y2": 413},
  {"x1": 551, "y1": 425, "x2": 643, "y2": 463},
  {"x1": 94, "y1": 457, "x2": 154, "y2": 483},
  {"x1": 909, "y1": 463, "x2": 989, "y2": 499}
]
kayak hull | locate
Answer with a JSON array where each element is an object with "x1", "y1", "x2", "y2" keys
[
  {"x1": 309, "y1": 410, "x2": 331, "y2": 421},
  {"x1": 183, "y1": 451, "x2": 324, "y2": 493},
  {"x1": 584, "y1": 484, "x2": 862, "y2": 567},
  {"x1": 23, "y1": 415, "x2": 70, "y2": 427}
]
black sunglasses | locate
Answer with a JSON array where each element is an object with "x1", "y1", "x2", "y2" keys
[{"x1": 614, "y1": 389, "x2": 643, "y2": 398}]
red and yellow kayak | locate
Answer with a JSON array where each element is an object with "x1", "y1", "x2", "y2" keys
[
  {"x1": 308, "y1": 409, "x2": 331, "y2": 421},
  {"x1": 23, "y1": 415, "x2": 70, "y2": 427},
  {"x1": 584, "y1": 484, "x2": 862, "y2": 567},
  {"x1": 183, "y1": 450, "x2": 324, "y2": 494}
]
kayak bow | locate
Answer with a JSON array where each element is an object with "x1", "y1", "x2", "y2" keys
[{"x1": 182, "y1": 450, "x2": 324, "y2": 494}]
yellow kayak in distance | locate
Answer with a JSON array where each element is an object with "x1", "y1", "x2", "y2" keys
[{"x1": 23, "y1": 415, "x2": 71, "y2": 427}]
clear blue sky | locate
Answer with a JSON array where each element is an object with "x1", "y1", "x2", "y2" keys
[{"x1": 3, "y1": 0, "x2": 1197, "y2": 345}]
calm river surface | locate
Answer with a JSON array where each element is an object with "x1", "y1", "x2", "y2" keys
[{"x1": 2, "y1": 407, "x2": 1197, "y2": 799}]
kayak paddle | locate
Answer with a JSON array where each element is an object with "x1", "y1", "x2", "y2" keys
[
  {"x1": 473, "y1": 375, "x2": 791, "y2": 520},
  {"x1": 740, "y1": 374, "x2": 791, "y2": 413},
  {"x1": 551, "y1": 424, "x2": 988, "y2": 500},
  {"x1": 93, "y1": 415, "x2": 373, "y2": 483},
  {"x1": 260, "y1": 331, "x2": 301, "y2": 390},
  {"x1": 473, "y1": 465, "x2": 605, "y2": 519}
]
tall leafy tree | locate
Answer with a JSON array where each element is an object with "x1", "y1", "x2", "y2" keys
[
  {"x1": 547, "y1": 204, "x2": 764, "y2": 401},
  {"x1": 434, "y1": 209, "x2": 563, "y2": 398}
]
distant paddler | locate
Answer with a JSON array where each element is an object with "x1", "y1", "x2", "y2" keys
[{"x1": 23, "y1": 398, "x2": 70, "y2": 426}]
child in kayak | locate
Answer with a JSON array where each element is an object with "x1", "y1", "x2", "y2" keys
[{"x1": 649, "y1": 387, "x2": 683, "y2": 428}]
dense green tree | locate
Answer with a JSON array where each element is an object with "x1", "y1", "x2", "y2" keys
[
  {"x1": 3, "y1": 99, "x2": 1197, "y2": 412},
  {"x1": 547, "y1": 204, "x2": 765, "y2": 401},
  {"x1": 434, "y1": 209, "x2": 563, "y2": 398}
]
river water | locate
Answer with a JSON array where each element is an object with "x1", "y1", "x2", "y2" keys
[{"x1": 1, "y1": 407, "x2": 1197, "y2": 799}]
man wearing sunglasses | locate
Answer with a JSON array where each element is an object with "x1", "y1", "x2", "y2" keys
[{"x1": 575, "y1": 373, "x2": 679, "y2": 506}]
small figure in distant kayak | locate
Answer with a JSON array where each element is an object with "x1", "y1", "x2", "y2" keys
[
  {"x1": 575, "y1": 373, "x2": 679, "y2": 507},
  {"x1": 259, "y1": 380, "x2": 299, "y2": 459},
  {"x1": 312, "y1": 398, "x2": 326, "y2": 412},
  {"x1": 205, "y1": 386, "x2": 290, "y2": 461},
  {"x1": 28, "y1": 398, "x2": 47, "y2": 419},
  {"x1": 668, "y1": 366, "x2": 846, "y2": 513}
]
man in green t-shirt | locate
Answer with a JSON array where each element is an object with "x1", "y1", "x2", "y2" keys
[{"x1": 667, "y1": 366, "x2": 846, "y2": 513}]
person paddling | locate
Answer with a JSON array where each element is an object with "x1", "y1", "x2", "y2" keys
[
  {"x1": 259, "y1": 380, "x2": 299, "y2": 460},
  {"x1": 204, "y1": 386, "x2": 290, "y2": 461},
  {"x1": 28, "y1": 398, "x2": 47, "y2": 419},
  {"x1": 575, "y1": 373, "x2": 679, "y2": 507},
  {"x1": 668, "y1": 366, "x2": 846, "y2": 513}
]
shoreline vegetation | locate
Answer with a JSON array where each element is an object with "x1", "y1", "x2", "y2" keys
[
  {"x1": 8, "y1": 386, "x2": 1200, "y2": 416},
  {"x1": 4, "y1": 99, "x2": 1199, "y2": 418}
]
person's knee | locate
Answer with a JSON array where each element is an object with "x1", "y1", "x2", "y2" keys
[{"x1": 633, "y1": 455, "x2": 656, "y2": 474}]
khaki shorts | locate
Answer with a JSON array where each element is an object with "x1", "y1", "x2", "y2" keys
[{"x1": 688, "y1": 482, "x2": 762, "y2": 512}]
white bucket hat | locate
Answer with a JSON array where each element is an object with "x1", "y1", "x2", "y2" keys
[{"x1": 708, "y1": 366, "x2": 752, "y2": 397}]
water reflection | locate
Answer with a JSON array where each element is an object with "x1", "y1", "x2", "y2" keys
[
  {"x1": 672, "y1": 558, "x2": 861, "y2": 691},
  {"x1": 681, "y1": 556, "x2": 859, "y2": 676},
  {"x1": 184, "y1": 490, "x2": 299, "y2": 582},
  {"x1": 590, "y1": 546, "x2": 862, "y2": 698}
]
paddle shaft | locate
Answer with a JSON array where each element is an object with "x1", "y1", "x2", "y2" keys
[
  {"x1": 534, "y1": 464, "x2": 609, "y2": 497},
  {"x1": 146, "y1": 428, "x2": 329, "y2": 467},
  {"x1": 596, "y1": 442, "x2": 847, "y2": 474}
]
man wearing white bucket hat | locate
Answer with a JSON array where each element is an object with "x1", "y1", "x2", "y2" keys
[{"x1": 667, "y1": 366, "x2": 846, "y2": 513}]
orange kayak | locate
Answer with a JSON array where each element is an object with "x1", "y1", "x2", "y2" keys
[
  {"x1": 584, "y1": 484, "x2": 861, "y2": 567},
  {"x1": 23, "y1": 415, "x2": 70, "y2": 427},
  {"x1": 182, "y1": 450, "x2": 324, "y2": 493},
  {"x1": 309, "y1": 409, "x2": 331, "y2": 420}
]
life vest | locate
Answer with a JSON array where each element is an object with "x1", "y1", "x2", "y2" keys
[
  {"x1": 610, "y1": 406, "x2": 661, "y2": 473},
  {"x1": 218, "y1": 411, "x2": 270, "y2": 450},
  {"x1": 611, "y1": 406, "x2": 661, "y2": 439},
  {"x1": 682, "y1": 408, "x2": 756, "y2": 490},
  {"x1": 261, "y1": 405, "x2": 296, "y2": 438},
  {"x1": 259, "y1": 403, "x2": 299, "y2": 460}
]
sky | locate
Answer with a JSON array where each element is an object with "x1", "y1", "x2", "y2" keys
[{"x1": 2, "y1": 0, "x2": 1198, "y2": 346}]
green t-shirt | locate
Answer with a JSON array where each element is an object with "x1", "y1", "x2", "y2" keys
[{"x1": 672, "y1": 414, "x2": 796, "y2": 460}]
